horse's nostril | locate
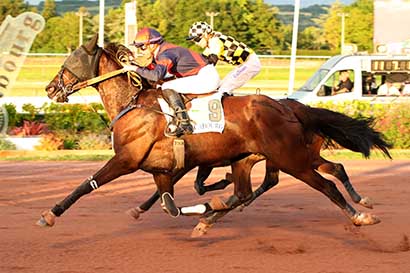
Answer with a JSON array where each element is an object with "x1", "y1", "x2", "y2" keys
[{"x1": 46, "y1": 86, "x2": 55, "y2": 93}]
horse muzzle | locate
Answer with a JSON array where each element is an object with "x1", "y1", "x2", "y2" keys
[{"x1": 45, "y1": 85, "x2": 68, "y2": 103}]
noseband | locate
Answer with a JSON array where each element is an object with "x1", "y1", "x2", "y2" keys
[{"x1": 55, "y1": 68, "x2": 79, "y2": 101}]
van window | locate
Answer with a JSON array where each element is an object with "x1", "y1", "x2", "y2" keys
[
  {"x1": 299, "y1": 69, "x2": 329, "y2": 92},
  {"x1": 319, "y1": 69, "x2": 354, "y2": 97},
  {"x1": 362, "y1": 73, "x2": 378, "y2": 96},
  {"x1": 363, "y1": 73, "x2": 410, "y2": 96}
]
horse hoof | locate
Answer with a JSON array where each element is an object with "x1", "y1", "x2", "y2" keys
[
  {"x1": 352, "y1": 212, "x2": 381, "y2": 226},
  {"x1": 209, "y1": 196, "x2": 229, "y2": 211},
  {"x1": 191, "y1": 221, "x2": 213, "y2": 238},
  {"x1": 359, "y1": 197, "x2": 374, "y2": 209},
  {"x1": 126, "y1": 207, "x2": 144, "y2": 220},
  {"x1": 36, "y1": 210, "x2": 56, "y2": 227}
]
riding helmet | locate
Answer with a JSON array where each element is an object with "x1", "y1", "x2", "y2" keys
[{"x1": 187, "y1": 22, "x2": 213, "y2": 41}]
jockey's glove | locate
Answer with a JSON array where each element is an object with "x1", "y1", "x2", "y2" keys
[
  {"x1": 207, "y1": 54, "x2": 219, "y2": 66},
  {"x1": 122, "y1": 64, "x2": 138, "y2": 71}
]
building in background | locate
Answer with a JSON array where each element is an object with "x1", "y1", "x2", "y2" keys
[
  {"x1": 374, "y1": 0, "x2": 410, "y2": 54},
  {"x1": 124, "y1": 1, "x2": 137, "y2": 47}
]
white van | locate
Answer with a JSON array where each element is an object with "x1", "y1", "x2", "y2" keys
[{"x1": 288, "y1": 54, "x2": 410, "y2": 104}]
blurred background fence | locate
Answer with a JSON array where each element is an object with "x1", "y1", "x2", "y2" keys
[{"x1": 8, "y1": 54, "x2": 329, "y2": 97}]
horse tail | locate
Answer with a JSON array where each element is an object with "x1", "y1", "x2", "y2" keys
[{"x1": 280, "y1": 99, "x2": 392, "y2": 159}]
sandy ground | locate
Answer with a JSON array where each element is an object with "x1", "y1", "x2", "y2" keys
[{"x1": 0, "y1": 160, "x2": 409, "y2": 273}]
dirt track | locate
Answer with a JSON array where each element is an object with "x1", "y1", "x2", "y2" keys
[{"x1": 1, "y1": 160, "x2": 409, "y2": 273}]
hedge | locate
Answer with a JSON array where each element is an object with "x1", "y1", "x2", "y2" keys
[
  {"x1": 314, "y1": 101, "x2": 410, "y2": 149},
  {"x1": 2, "y1": 101, "x2": 410, "y2": 149}
]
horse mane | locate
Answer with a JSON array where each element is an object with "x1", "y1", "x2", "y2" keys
[
  {"x1": 103, "y1": 43, "x2": 132, "y2": 66},
  {"x1": 103, "y1": 42, "x2": 156, "y2": 95}
]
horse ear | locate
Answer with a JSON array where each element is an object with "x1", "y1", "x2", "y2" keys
[{"x1": 83, "y1": 34, "x2": 99, "y2": 53}]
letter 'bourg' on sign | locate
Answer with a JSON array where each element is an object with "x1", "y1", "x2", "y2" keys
[{"x1": 0, "y1": 12, "x2": 45, "y2": 96}]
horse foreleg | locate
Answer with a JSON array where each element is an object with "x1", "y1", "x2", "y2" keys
[
  {"x1": 37, "y1": 155, "x2": 138, "y2": 227},
  {"x1": 153, "y1": 173, "x2": 185, "y2": 218},
  {"x1": 194, "y1": 154, "x2": 265, "y2": 196},
  {"x1": 194, "y1": 166, "x2": 214, "y2": 195},
  {"x1": 127, "y1": 168, "x2": 191, "y2": 220},
  {"x1": 191, "y1": 195, "x2": 242, "y2": 238},
  {"x1": 315, "y1": 157, "x2": 373, "y2": 209},
  {"x1": 241, "y1": 161, "x2": 279, "y2": 209},
  {"x1": 194, "y1": 166, "x2": 234, "y2": 195},
  {"x1": 191, "y1": 157, "x2": 259, "y2": 237},
  {"x1": 126, "y1": 191, "x2": 160, "y2": 220}
]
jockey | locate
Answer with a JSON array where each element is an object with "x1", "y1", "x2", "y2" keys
[
  {"x1": 124, "y1": 27, "x2": 220, "y2": 136},
  {"x1": 187, "y1": 21, "x2": 261, "y2": 95}
]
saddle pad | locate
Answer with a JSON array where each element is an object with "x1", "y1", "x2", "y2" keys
[{"x1": 158, "y1": 92, "x2": 225, "y2": 134}]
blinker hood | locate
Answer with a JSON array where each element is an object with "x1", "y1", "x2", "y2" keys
[{"x1": 63, "y1": 45, "x2": 102, "y2": 81}]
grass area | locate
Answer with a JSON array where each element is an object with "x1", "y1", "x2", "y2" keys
[
  {"x1": 320, "y1": 149, "x2": 410, "y2": 160},
  {"x1": 4, "y1": 56, "x2": 324, "y2": 97},
  {"x1": 0, "y1": 149, "x2": 409, "y2": 161}
]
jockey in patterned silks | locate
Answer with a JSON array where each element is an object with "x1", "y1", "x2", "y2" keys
[
  {"x1": 187, "y1": 21, "x2": 261, "y2": 95},
  {"x1": 123, "y1": 27, "x2": 220, "y2": 136}
]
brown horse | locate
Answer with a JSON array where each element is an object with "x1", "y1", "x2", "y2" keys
[
  {"x1": 38, "y1": 35, "x2": 390, "y2": 230},
  {"x1": 128, "y1": 99, "x2": 388, "y2": 236}
]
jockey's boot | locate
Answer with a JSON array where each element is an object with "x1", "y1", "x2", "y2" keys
[{"x1": 161, "y1": 88, "x2": 193, "y2": 137}]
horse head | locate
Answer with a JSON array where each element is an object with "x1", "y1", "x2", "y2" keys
[{"x1": 45, "y1": 34, "x2": 102, "y2": 103}]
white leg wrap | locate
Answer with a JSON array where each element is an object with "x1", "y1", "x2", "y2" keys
[
  {"x1": 180, "y1": 204, "x2": 207, "y2": 215},
  {"x1": 89, "y1": 176, "x2": 99, "y2": 190}
]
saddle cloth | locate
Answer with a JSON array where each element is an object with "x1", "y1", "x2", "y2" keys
[{"x1": 158, "y1": 92, "x2": 225, "y2": 134}]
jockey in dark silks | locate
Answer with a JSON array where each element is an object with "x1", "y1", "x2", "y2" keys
[{"x1": 123, "y1": 27, "x2": 220, "y2": 136}]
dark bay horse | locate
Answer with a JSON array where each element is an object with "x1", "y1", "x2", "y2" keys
[
  {"x1": 127, "y1": 99, "x2": 390, "y2": 236},
  {"x1": 38, "y1": 35, "x2": 391, "y2": 230}
]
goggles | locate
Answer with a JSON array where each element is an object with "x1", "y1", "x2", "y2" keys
[{"x1": 134, "y1": 44, "x2": 149, "y2": 51}]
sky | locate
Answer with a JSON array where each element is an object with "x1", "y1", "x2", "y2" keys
[{"x1": 25, "y1": 0, "x2": 355, "y2": 8}]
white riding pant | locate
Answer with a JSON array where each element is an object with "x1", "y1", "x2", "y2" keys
[
  {"x1": 218, "y1": 53, "x2": 261, "y2": 95},
  {"x1": 162, "y1": 64, "x2": 220, "y2": 94}
]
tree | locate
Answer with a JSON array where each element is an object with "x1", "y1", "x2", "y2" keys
[
  {"x1": 319, "y1": 0, "x2": 373, "y2": 52},
  {"x1": 42, "y1": 0, "x2": 57, "y2": 21},
  {"x1": 247, "y1": 0, "x2": 284, "y2": 52},
  {"x1": 298, "y1": 26, "x2": 323, "y2": 50},
  {"x1": 33, "y1": 12, "x2": 79, "y2": 53},
  {"x1": 0, "y1": 0, "x2": 29, "y2": 23},
  {"x1": 320, "y1": 1, "x2": 344, "y2": 51},
  {"x1": 345, "y1": 0, "x2": 373, "y2": 51}
]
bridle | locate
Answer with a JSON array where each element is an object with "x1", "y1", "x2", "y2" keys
[
  {"x1": 55, "y1": 68, "x2": 79, "y2": 102},
  {"x1": 52, "y1": 45, "x2": 144, "y2": 103}
]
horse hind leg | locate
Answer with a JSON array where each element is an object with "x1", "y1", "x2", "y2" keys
[
  {"x1": 294, "y1": 169, "x2": 380, "y2": 226},
  {"x1": 315, "y1": 157, "x2": 373, "y2": 209}
]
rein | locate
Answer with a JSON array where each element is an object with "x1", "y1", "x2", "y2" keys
[
  {"x1": 56, "y1": 67, "x2": 129, "y2": 103},
  {"x1": 72, "y1": 68, "x2": 128, "y2": 92}
]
